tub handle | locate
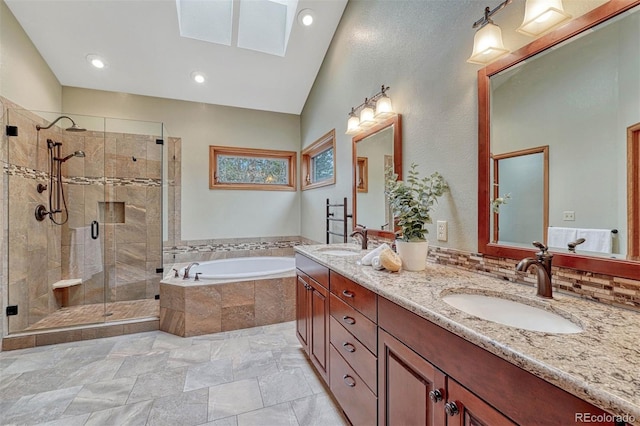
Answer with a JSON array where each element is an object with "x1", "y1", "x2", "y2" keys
[
  {"x1": 194, "y1": 272, "x2": 202, "y2": 281},
  {"x1": 172, "y1": 268, "x2": 179, "y2": 278}
]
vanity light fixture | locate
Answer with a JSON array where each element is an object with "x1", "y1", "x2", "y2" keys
[
  {"x1": 517, "y1": 0, "x2": 571, "y2": 37},
  {"x1": 346, "y1": 108, "x2": 360, "y2": 135},
  {"x1": 467, "y1": 0, "x2": 511, "y2": 65},
  {"x1": 359, "y1": 100, "x2": 376, "y2": 128},
  {"x1": 86, "y1": 54, "x2": 106, "y2": 69},
  {"x1": 345, "y1": 85, "x2": 395, "y2": 135}
]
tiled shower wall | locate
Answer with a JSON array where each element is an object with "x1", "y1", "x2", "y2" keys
[{"x1": 1, "y1": 98, "x2": 162, "y2": 334}]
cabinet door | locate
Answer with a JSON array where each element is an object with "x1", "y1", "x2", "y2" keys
[
  {"x1": 309, "y1": 277, "x2": 330, "y2": 382},
  {"x1": 445, "y1": 379, "x2": 516, "y2": 426},
  {"x1": 379, "y1": 329, "x2": 446, "y2": 426},
  {"x1": 295, "y1": 274, "x2": 309, "y2": 353}
]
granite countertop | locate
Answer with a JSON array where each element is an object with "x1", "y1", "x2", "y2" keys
[{"x1": 295, "y1": 244, "x2": 640, "y2": 424}]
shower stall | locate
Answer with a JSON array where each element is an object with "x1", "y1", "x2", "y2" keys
[{"x1": 4, "y1": 107, "x2": 168, "y2": 335}]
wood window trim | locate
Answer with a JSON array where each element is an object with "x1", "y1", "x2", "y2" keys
[
  {"x1": 491, "y1": 145, "x2": 549, "y2": 245},
  {"x1": 209, "y1": 145, "x2": 297, "y2": 191},
  {"x1": 356, "y1": 157, "x2": 368, "y2": 193},
  {"x1": 301, "y1": 129, "x2": 336, "y2": 191}
]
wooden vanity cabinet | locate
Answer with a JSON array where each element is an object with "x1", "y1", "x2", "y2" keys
[
  {"x1": 378, "y1": 296, "x2": 619, "y2": 426},
  {"x1": 295, "y1": 254, "x2": 330, "y2": 383},
  {"x1": 328, "y1": 270, "x2": 379, "y2": 426}
]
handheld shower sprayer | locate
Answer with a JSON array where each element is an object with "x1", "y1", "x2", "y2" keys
[
  {"x1": 34, "y1": 140, "x2": 86, "y2": 224},
  {"x1": 57, "y1": 151, "x2": 86, "y2": 162}
]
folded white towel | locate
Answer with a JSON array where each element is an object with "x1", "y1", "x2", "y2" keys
[
  {"x1": 371, "y1": 256, "x2": 384, "y2": 270},
  {"x1": 547, "y1": 227, "x2": 577, "y2": 249},
  {"x1": 576, "y1": 228, "x2": 612, "y2": 254},
  {"x1": 361, "y1": 243, "x2": 391, "y2": 266}
]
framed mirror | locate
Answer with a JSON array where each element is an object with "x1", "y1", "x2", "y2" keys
[
  {"x1": 478, "y1": 1, "x2": 640, "y2": 279},
  {"x1": 352, "y1": 114, "x2": 402, "y2": 239}
]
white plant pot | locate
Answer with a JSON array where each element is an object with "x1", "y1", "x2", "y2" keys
[{"x1": 395, "y1": 240, "x2": 429, "y2": 271}]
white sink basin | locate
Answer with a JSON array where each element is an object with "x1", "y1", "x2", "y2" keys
[
  {"x1": 318, "y1": 248, "x2": 361, "y2": 257},
  {"x1": 441, "y1": 293, "x2": 583, "y2": 334}
]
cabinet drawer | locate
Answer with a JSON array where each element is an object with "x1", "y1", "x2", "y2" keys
[
  {"x1": 330, "y1": 271, "x2": 377, "y2": 321},
  {"x1": 295, "y1": 253, "x2": 329, "y2": 289},
  {"x1": 330, "y1": 344, "x2": 377, "y2": 426},
  {"x1": 330, "y1": 294, "x2": 377, "y2": 354},
  {"x1": 330, "y1": 316, "x2": 377, "y2": 394}
]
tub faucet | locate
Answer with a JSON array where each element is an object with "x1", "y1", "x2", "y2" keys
[
  {"x1": 183, "y1": 262, "x2": 200, "y2": 279},
  {"x1": 515, "y1": 241, "x2": 553, "y2": 299},
  {"x1": 350, "y1": 225, "x2": 368, "y2": 250}
]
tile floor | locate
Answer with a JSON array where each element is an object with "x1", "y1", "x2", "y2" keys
[{"x1": 0, "y1": 321, "x2": 348, "y2": 426}]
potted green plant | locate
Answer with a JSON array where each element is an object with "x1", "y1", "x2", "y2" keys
[{"x1": 385, "y1": 163, "x2": 449, "y2": 271}]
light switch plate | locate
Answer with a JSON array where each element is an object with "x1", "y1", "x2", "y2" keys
[
  {"x1": 563, "y1": 211, "x2": 575, "y2": 221},
  {"x1": 437, "y1": 220, "x2": 448, "y2": 242}
]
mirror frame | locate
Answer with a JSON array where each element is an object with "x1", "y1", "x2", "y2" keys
[
  {"x1": 478, "y1": 0, "x2": 640, "y2": 280},
  {"x1": 352, "y1": 114, "x2": 402, "y2": 240}
]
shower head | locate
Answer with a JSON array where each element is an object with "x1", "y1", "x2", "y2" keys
[
  {"x1": 36, "y1": 116, "x2": 87, "y2": 132},
  {"x1": 66, "y1": 123, "x2": 87, "y2": 132},
  {"x1": 58, "y1": 151, "x2": 86, "y2": 162}
]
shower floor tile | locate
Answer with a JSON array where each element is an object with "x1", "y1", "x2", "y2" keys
[{"x1": 23, "y1": 299, "x2": 159, "y2": 331}]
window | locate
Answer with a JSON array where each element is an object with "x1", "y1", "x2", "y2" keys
[
  {"x1": 301, "y1": 129, "x2": 336, "y2": 190},
  {"x1": 209, "y1": 146, "x2": 297, "y2": 191}
]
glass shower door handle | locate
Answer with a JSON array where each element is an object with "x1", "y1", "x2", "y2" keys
[{"x1": 91, "y1": 220, "x2": 99, "y2": 240}]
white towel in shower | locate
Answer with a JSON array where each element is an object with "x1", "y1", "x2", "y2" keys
[
  {"x1": 69, "y1": 226, "x2": 103, "y2": 280},
  {"x1": 575, "y1": 228, "x2": 612, "y2": 254},
  {"x1": 546, "y1": 227, "x2": 577, "y2": 249}
]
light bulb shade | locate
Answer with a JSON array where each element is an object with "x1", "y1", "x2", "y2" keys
[
  {"x1": 359, "y1": 106, "x2": 375, "y2": 127},
  {"x1": 517, "y1": 0, "x2": 571, "y2": 37},
  {"x1": 375, "y1": 95, "x2": 394, "y2": 118},
  {"x1": 346, "y1": 115, "x2": 361, "y2": 135},
  {"x1": 467, "y1": 22, "x2": 510, "y2": 65}
]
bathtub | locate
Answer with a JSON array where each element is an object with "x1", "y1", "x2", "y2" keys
[
  {"x1": 161, "y1": 256, "x2": 297, "y2": 337},
  {"x1": 178, "y1": 257, "x2": 295, "y2": 280}
]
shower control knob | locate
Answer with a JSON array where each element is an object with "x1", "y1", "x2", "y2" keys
[{"x1": 37, "y1": 183, "x2": 47, "y2": 193}]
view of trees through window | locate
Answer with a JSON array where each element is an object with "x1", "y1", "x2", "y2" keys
[
  {"x1": 312, "y1": 148, "x2": 334, "y2": 182},
  {"x1": 217, "y1": 155, "x2": 288, "y2": 184}
]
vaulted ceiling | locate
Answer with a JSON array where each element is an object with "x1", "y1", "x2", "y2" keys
[{"x1": 6, "y1": 0, "x2": 347, "y2": 114}]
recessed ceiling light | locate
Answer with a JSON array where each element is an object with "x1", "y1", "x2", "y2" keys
[
  {"x1": 191, "y1": 72, "x2": 206, "y2": 84},
  {"x1": 298, "y1": 9, "x2": 314, "y2": 26},
  {"x1": 86, "y1": 54, "x2": 106, "y2": 69}
]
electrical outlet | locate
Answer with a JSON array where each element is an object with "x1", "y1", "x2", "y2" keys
[
  {"x1": 437, "y1": 220, "x2": 448, "y2": 242},
  {"x1": 563, "y1": 211, "x2": 575, "y2": 221}
]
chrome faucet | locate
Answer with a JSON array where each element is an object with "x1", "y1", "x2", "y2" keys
[
  {"x1": 183, "y1": 262, "x2": 200, "y2": 279},
  {"x1": 515, "y1": 241, "x2": 553, "y2": 299},
  {"x1": 350, "y1": 225, "x2": 368, "y2": 250}
]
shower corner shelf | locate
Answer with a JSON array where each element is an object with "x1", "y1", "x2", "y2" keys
[{"x1": 52, "y1": 279, "x2": 82, "y2": 289}]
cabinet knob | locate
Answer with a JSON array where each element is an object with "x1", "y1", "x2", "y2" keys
[
  {"x1": 342, "y1": 342, "x2": 356, "y2": 353},
  {"x1": 444, "y1": 402, "x2": 459, "y2": 416},
  {"x1": 342, "y1": 374, "x2": 356, "y2": 387},
  {"x1": 342, "y1": 316, "x2": 356, "y2": 325},
  {"x1": 429, "y1": 389, "x2": 443, "y2": 402},
  {"x1": 342, "y1": 290, "x2": 355, "y2": 298}
]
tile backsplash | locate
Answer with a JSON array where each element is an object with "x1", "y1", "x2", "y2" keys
[{"x1": 429, "y1": 246, "x2": 640, "y2": 311}]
